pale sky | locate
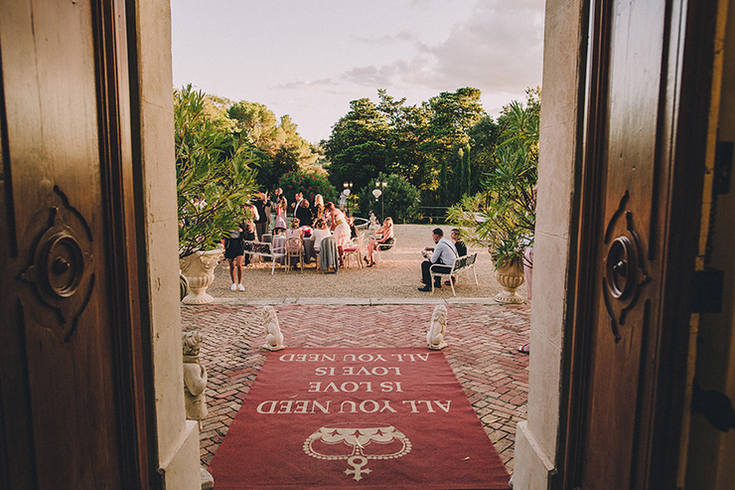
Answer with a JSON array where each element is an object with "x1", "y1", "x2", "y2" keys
[{"x1": 170, "y1": 0, "x2": 545, "y2": 144}]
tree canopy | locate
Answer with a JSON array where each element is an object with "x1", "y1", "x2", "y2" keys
[{"x1": 323, "y1": 87, "x2": 492, "y2": 213}]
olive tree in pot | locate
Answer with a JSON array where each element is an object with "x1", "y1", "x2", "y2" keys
[
  {"x1": 448, "y1": 94, "x2": 538, "y2": 303},
  {"x1": 176, "y1": 85, "x2": 258, "y2": 304}
]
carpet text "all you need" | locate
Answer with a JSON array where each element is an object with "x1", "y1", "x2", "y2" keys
[{"x1": 257, "y1": 351, "x2": 452, "y2": 415}]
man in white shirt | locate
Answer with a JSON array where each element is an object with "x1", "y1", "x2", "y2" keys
[
  {"x1": 418, "y1": 228, "x2": 458, "y2": 292},
  {"x1": 290, "y1": 192, "x2": 303, "y2": 217}
]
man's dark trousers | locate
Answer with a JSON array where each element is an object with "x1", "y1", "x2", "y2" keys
[{"x1": 421, "y1": 260, "x2": 451, "y2": 286}]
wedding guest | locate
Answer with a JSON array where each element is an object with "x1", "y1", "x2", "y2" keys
[
  {"x1": 224, "y1": 224, "x2": 246, "y2": 291},
  {"x1": 347, "y1": 214, "x2": 358, "y2": 239},
  {"x1": 313, "y1": 194, "x2": 325, "y2": 221},
  {"x1": 295, "y1": 198, "x2": 313, "y2": 228},
  {"x1": 241, "y1": 220, "x2": 256, "y2": 267},
  {"x1": 418, "y1": 228, "x2": 458, "y2": 292},
  {"x1": 285, "y1": 218, "x2": 304, "y2": 268},
  {"x1": 273, "y1": 196, "x2": 288, "y2": 233},
  {"x1": 253, "y1": 191, "x2": 271, "y2": 240},
  {"x1": 290, "y1": 192, "x2": 303, "y2": 216},
  {"x1": 274, "y1": 187, "x2": 285, "y2": 206},
  {"x1": 451, "y1": 228, "x2": 467, "y2": 257},
  {"x1": 310, "y1": 218, "x2": 331, "y2": 253},
  {"x1": 325, "y1": 202, "x2": 351, "y2": 267},
  {"x1": 286, "y1": 218, "x2": 303, "y2": 241},
  {"x1": 444, "y1": 228, "x2": 467, "y2": 286},
  {"x1": 365, "y1": 217, "x2": 394, "y2": 267}
]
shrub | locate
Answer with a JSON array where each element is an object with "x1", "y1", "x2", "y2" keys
[
  {"x1": 175, "y1": 84, "x2": 258, "y2": 257},
  {"x1": 278, "y1": 171, "x2": 338, "y2": 205}
]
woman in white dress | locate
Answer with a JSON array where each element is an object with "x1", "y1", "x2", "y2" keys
[
  {"x1": 325, "y1": 202, "x2": 351, "y2": 267},
  {"x1": 309, "y1": 218, "x2": 331, "y2": 252}
]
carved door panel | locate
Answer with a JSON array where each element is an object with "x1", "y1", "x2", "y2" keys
[
  {"x1": 0, "y1": 1, "x2": 146, "y2": 488},
  {"x1": 567, "y1": 0, "x2": 716, "y2": 488}
]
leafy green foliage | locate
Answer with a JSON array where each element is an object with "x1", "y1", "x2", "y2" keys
[
  {"x1": 324, "y1": 87, "x2": 489, "y2": 214},
  {"x1": 278, "y1": 171, "x2": 338, "y2": 205},
  {"x1": 358, "y1": 173, "x2": 420, "y2": 223},
  {"x1": 227, "y1": 100, "x2": 321, "y2": 191},
  {"x1": 175, "y1": 84, "x2": 259, "y2": 257},
  {"x1": 324, "y1": 98, "x2": 390, "y2": 190},
  {"x1": 448, "y1": 88, "x2": 539, "y2": 269}
]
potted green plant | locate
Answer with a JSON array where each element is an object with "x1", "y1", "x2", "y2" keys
[
  {"x1": 175, "y1": 85, "x2": 258, "y2": 304},
  {"x1": 448, "y1": 93, "x2": 538, "y2": 303}
]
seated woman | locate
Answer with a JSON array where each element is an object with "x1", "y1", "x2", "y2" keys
[
  {"x1": 286, "y1": 218, "x2": 303, "y2": 243},
  {"x1": 295, "y1": 198, "x2": 313, "y2": 228},
  {"x1": 310, "y1": 218, "x2": 332, "y2": 253},
  {"x1": 285, "y1": 218, "x2": 304, "y2": 268},
  {"x1": 365, "y1": 217, "x2": 394, "y2": 267}
]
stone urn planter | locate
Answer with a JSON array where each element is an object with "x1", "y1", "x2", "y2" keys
[
  {"x1": 494, "y1": 258, "x2": 526, "y2": 304},
  {"x1": 179, "y1": 248, "x2": 223, "y2": 305}
]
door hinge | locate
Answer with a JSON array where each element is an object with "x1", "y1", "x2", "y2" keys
[{"x1": 691, "y1": 269, "x2": 724, "y2": 314}]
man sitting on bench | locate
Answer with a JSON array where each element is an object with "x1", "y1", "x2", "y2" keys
[{"x1": 418, "y1": 228, "x2": 458, "y2": 292}]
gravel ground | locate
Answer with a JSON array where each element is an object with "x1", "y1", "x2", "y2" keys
[{"x1": 205, "y1": 224, "x2": 527, "y2": 301}]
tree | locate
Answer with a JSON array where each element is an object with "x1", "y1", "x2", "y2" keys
[
  {"x1": 228, "y1": 100, "x2": 320, "y2": 191},
  {"x1": 175, "y1": 85, "x2": 258, "y2": 257},
  {"x1": 382, "y1": 96, "x2": 433, "y2": 191},
  {"x1": 324, "y1": 97, "x2": 390, "y2": 189},
  {"x1": 447, "y1": 89, "x2": 540, "y2": 268},
  {"x1": 228, "y1": 101, "x2": 278, "y2": 150},
  {"x1": 358, "y1": 173, "x2": 420, "y2": 223},
  {"x1": 419, "y1": 87, "x2": 486, "y2": 208},
  {"x1": 468, "y1": 115, "x2": 501, "y2": 194}
]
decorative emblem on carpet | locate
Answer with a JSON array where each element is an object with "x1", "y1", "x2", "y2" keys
[{"x1": 303, "y1": 423, "x2": 412, "y2": 481}]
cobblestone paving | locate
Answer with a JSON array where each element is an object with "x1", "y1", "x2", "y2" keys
[{"x1": 181, "y1": 301, "x2": 530, "y2": 478}]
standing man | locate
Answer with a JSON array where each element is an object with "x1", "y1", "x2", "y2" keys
[
  {"x1": 418, "y1": 228, "x2": 458, "y2": 292},
  {"x1": 253, "y1": 191, "x2": 271, "y2": 240},
  {"x1": 290, "y1": 192, "x2": 303, "y2": 217}
]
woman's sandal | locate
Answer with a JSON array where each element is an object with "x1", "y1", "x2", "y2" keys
[{"x1": 516, "y1": 343, "x2": 530, "y2": 354}]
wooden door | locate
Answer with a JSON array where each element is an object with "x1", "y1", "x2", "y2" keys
[
  {"x1": 565, "y1": 0, "x2": 718, "y2": 488},
  {"x1": 0, "y1": 0, "x2": 149, "y2": 488}
]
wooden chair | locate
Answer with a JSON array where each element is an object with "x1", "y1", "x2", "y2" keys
[{"x1": 286, "y1": 237, "x2": 304, "y2": 273}]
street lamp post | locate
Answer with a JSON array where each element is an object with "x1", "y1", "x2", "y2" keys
[
  {"x1": 342, "y1": 182, "x2": 353, "y2": 214},
  {"x1": 375, "y1": 180, "x2": 387, "y2": 221}
]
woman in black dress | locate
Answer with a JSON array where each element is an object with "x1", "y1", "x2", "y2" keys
[{"x1": 224, "y1": 224, "x2": 246, "y2": 291}]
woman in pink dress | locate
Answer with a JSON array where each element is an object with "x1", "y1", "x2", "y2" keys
[
  {"x1": 273, "y1": 197, "x2": 287, "y2": 233},
  {"x1": 325, "y1": 202, "x2": 351, "y2": 267}
]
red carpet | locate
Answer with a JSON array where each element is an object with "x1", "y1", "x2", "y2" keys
[{"x1": 209, "y1": 348, "x2": 510, "y2": 489}]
